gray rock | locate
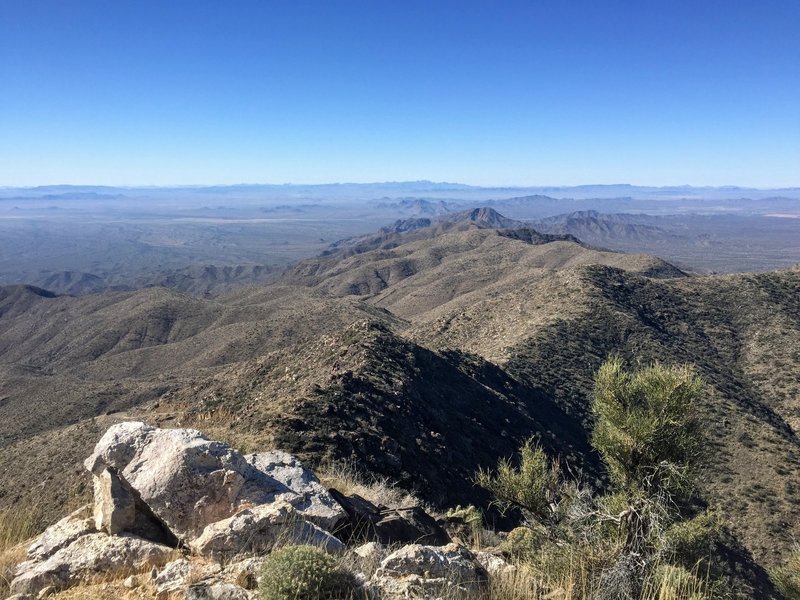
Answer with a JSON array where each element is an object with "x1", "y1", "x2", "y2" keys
[
  {"x1": 184, "y1": 580, "x2": 253, "y2": 600},
  {"x1": 85, "y1": 422, "x2": 344, "y2": 542},
  {"x1": 328, "y1": 489, "x2": 449, "y2": 546},
  {"x1": 246, "y1": 450, "x2": 346, "y2": 531},
  {"x1": 11, "y1": 533, "x2": 174, "y2": 597},
  {"x1": 370, "y1": 543, "x2": 486, "y2": 599},
  {"x1": 190, "y1": 500, "x2": 344, "y2": 562},
  {"x1": 154, "y1": 558, "x2": 222, "y2": 598},
  {"x1": 154, "y1": 558, "x2": 191, "y2": 596},
  {"x1": 26, "y1": 505, "x2": 95, "y2": 562},
  {"x1": 93, "y1": 467, "x2": 135, "y2": 534},
  {"x1": 353, "y1": 541, "x2": 385, "y2": 561}
]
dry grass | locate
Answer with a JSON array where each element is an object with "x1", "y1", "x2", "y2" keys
[
  {"x1": 317, "y1": 459, "x2": 426, "y2": 511},
  {"x1": 0, "y1": 506, "x2": 39, "y2": 597},
  {"x1": 50, "y1": 576, "x2": 181, "y2": 599}
]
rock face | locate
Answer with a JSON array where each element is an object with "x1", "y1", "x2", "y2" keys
[
  {"x1": 11, "y1": 533, "x2": 173, "y2": 596},
  {"x1": 84, "y1": 421, "x2": 345, "y2": 541},
  {"x1": 245, "y1": 450, "x2": 344, "y2": 531},
  {"x1": 370, "y1": 543, "x2": 488, "y2": 599},
  {"x1": 25, "y1": 506, "x2": 95, "y2": 562},
  {"x1": 191, "y1": 500, "x2": 345, "y2": 561}
]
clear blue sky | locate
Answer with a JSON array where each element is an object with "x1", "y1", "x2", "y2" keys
[{"x1": 1, "y1": 1, "x2": 798, "y2": 187}]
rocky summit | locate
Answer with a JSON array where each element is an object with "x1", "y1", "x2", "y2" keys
[{"x1": 9, "y1": 422, "x2": 500, "y2": 600}]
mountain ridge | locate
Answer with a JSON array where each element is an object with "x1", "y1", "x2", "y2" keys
[{"x1": 0, "y1": 209, "x2": 797, "y2": 575}]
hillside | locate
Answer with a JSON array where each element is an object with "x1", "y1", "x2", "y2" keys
[{"x1": 0, "y1": 209, "x2": 798, "y2": 581}]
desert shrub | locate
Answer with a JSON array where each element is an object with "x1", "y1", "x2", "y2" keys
[
  {"x1": 661, "y1": 510, "x2": 722, "y2": 567},
  {"x1": 475, "y1": 439, "x2": 560, "y2": 521},
  {"x1": 478, "y1": 360, "x2": 728, "y2": 598},
  {"x1": 259, "y1": 545, "x2": 354, "y2": 600},
  {"x1": 446, "y1": 504, "x2": 483, "y2": 544},
  {"x1": 771, "y1": 546, "x2": 800, "y2": 600},
  {"x1": 592, "y1": 357, "x2": 704, "y2": 500},
  {"x1": 503, "y1": 526, "x2": 545, "y2": 561}
]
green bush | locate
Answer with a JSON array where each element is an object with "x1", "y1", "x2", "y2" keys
[
  {"x1": 259, "y1": 545, "x2": 354, "y2": 600},
  {"x1": 445, "y1": 504, "x2": 483, "y2": 541},
  {"x1": 475, "y1": 439, "x2": 559, "y2": 521},
  {"x1": 592, "y1": 357, "x2": 705, "y2": 500}
]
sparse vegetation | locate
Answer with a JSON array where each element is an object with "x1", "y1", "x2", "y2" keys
[
  {"x1": 475, "y1": 359, "x2": 729, "y2": 599},
  {"x1": 318, "y1": 459, "x2": 423, "y2": 509},
  {"x1": 259, "y1": 544, "x2": 355, "y2": 600},
  {"x1": 771, "y1": 546, "x2": 800, "y2": 599},
  {"x1": 0, "y1": 205, "x2": 798, "y2": 599},
  {"x1": 0, "y1": 507, "x2": 38, "y2": 597},
  {"x1": 475, "y1": 439, "x2": 561, "y2": 522}
]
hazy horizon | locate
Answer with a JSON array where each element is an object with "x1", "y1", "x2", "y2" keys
[{"x1": 2, "y1": 181, "x2": 800, "y2": 192}]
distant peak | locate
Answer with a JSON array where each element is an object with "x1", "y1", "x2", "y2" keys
[{"x1": 448, "y1": 207, "x2": 522, "y2": 229}]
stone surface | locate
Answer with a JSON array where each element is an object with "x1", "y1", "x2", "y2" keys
[
  {"x1": 154, "y1": 557, "x2": 222, "y2": 598},
  {"x1": 26, "y1": 505, "x2": 95, "y2": 562},
  {"x1": 11, "y1": 533, "x2": 174, "y2": 597},
  {"x1": 190, "y1": 501, "x2": 344, "y2": 562},
  {"x1": 246, "y1": 450, "x2": 345, "y2": 531},
  {"x1": 353, "y1": 541, "x2": 385, "y2": 561},
  {"x1": 84, "y1": 422, "x2": 344, "y2": 541},
  {"x1": 93, "y1": 467, "x2": 136, "y2": 534},
  {"x1": 184, "y1": 580, "x2": 253, "y2": 600},
  {"x1": 370, "y1": 543, "x2": 486, "y2": 599},
  {"x1": 154, "y1": 558, "x2": 191, "y2": 596}
]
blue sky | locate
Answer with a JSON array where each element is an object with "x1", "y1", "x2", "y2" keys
[{"x1": 1, "y1": 1, "x2": 798, "y2": 187}]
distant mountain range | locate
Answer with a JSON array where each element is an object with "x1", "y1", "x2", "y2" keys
[{"x1": 3, "y1": 181, "x2": 799, "y2": 201}]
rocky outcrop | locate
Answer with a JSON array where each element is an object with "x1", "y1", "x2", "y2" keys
[
  {"x1": 12, "y1": 423, "x2": 350, "y2": 598},
  {"x1": 11, "y1": 533, "x2": 173, "y2": 596},
  {"x1": 245, "y1": 450, "x2": 344, "y2": 531},
  {"x1": 11, "y1": 423, "x2": 461, "y2": 599},
  {"x1": 190, "y1": 501, "x2": 345, "y2": 561},
  {"x1": 329, "y1": 488, "x2": 450, "y2": 545},
  {"x1": 25, "y1": 506, "x2": 95, "y2": 562},
  {"x1": 369, "y1": 543, "x2": 488, "y2": 599},
  {"x1": 84, "y1": 422, "x2": 345, "y2": 541}
]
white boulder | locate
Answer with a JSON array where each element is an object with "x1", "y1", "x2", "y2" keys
[
  {"x1": 191, "y1": 501, "x2": 345, "y2": 562},
  {"x1": 11, "y1": 533, "x2": 173, "y2": 597},
  {"x1": 26, "y1": 505, "x2": 95, "y2": 562},
  {"x1": 84, "y1": 422, "x2": 344, "y2": 541}
]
